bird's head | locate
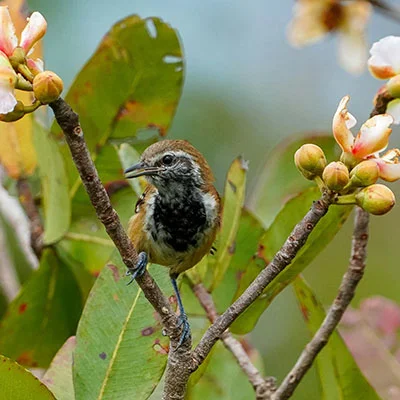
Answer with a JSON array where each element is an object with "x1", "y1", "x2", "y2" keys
[{"x1": 124, "y1": 140, "x2": 214, "y2": 191}]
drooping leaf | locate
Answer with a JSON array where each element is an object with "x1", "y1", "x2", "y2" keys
[
  {"x1": 117, "y1": 143, "x2": 147, "y2": 197},
  {"x1": 73, "y1": 252, "x2": 173, "y2": 400},
  {"x1": 0, "y1": 354, "x2": 55, "y2": 400},
  {"x1": 231, "y1": 187, "x2": 352, "y2": 334},
  {"x1": 42, "y1": 336, "x2": 76, "y2": 400},
  {"x1": 209, "y1": 157, "x2": 247, "y2": 292},
  {"x1": 0, "y1": 249, "x2": 83, "y2": 368},
  {"x1": 248, "y1": 134, "x2": 339, "y2": 227},
  {"x1": 51, "y1": 15, "x2": 184, "y2": 193},
  {"x1": 33, "y1": 121, "x2": 70, "y2": 244},
  {"x1": 293, "y1": 276, "x2": 380, "y2": 400}
]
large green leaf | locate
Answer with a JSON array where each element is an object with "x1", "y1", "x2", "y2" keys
[
  {"x1": 0, "y1": 354, "x2": 55, "y2": 400},
  {"x1": 0, "y1": 249, "x2": 83, "y2": 368},
  {"x1": 293, "y1": 276, "x2": 380, "y2": 400},
  {"x1": 42, "y1": 336, "x2": 75, "y2": 400},
  {"x1": 73, "y1": 252, "x2": 173, "y2": 400},
  {"x1": 51, "y1": 15, "x2": 184, "y2": 193},
  {"x1": 33, "y1": 121, "x2": 70, "y2": 244},
  {"x1": 248, "y1": 134, "x2": 339, "y2": 227},
  {"x1": 209, "y1": 157, "x2": 247, "y2": 292},
  {"x1": 186, "y1": 341, "x2": 260, "y2": 399},
  {"x1": 231, "y1": 187, "x2": 352, "y2": 334}
]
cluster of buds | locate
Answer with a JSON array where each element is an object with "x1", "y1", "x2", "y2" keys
[
  {"x1": 0, "y1": 6, "x2": 63, "y2": 122},
  {"x1": 295, "y1": 96, "x2": 398, "y2": 215}
]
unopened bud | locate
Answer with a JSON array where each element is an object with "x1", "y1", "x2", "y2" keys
[
  {"x1": 33, "y1": 70, "x2": 63, "y2": 104},
  {"x1": 349, "y1": 160, "x2": 379, "y2": 187},
  {"x1": 322, "y1": 161, "x2": 349, "y2": 191},
  {"x1": 294, "y1": 144, "x2": 327, "y2": 180},
  {"x1": 355, "y1": 184, "x2": 395, "y2": 215},
  {"x1": 387, "y1": 75, "x2": 400, "y2": 98},
  {"x1": 0, "y1": 101, "x2": 25, "y2": 122}
]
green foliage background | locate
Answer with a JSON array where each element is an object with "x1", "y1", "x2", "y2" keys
[{"x1": 2, "y1": 0, "x2": 397, "y2": 398}]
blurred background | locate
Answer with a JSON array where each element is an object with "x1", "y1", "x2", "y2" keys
[{"x1": 27, "y1": 0, "x2": 400, "y2": 397}]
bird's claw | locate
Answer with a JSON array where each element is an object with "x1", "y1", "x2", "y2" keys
[
  {"x1": 176, "y1": 313, "x2": 190, "y2": 349},
  {"x1": 126, "y1": 252, "x2": 148, "y2": 285}
]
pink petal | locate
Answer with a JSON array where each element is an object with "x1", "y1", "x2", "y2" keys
[
  {"x1": 375, "y1": 159, "x2": 400, "y2": 182},
  {"x1": 352, "y1": 114, "x2": 393, "y2": 159},
  {"x1": 368, "y1": 36, "x2": 400, "y2": 79},
  {"x1": 27, "y1": 58, "x2": 44, "y2": 75},
  {"x1": 19, "y1": 12, "x2": 47, "y2": 54},
  {"x1": 0, "y1": 6, "x2": 17, "y2": 56},
  {"x1": 332, "y1": 95, "x2": 356, "y2": 153}
]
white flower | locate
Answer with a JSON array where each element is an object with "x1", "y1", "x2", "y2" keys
[
  {"x1": 0, "y1": 50, "x2": 17, "y2": 114},
  {"x1": 368, "y1": 36, "x2": 400, "y2": 79},
  {"x1": 287, "y1": 0, "x2": 371, "y2": 74}
]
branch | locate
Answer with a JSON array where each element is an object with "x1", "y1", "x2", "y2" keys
[
  {"x1": 16, "y1": 178, "x2": 43, "y2": 257},
  {"x1": 367, "y1": 0, "x2": 400, "y2": 23},
  {"x1": 191, "y1": 190, "x2": 334, "y2": 371},
  {"x1": 192, "y1": 282, "x2": 276, "y2": 399},
  {"x1": 272, "y1": 207, "x2": 369, "y2": 399},
  {"x1": 49, "y1": 98, "x2": 194, "y2": 399}
]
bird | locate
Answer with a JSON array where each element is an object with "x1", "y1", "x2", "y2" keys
[{"x1": 124, "y1": 139, "x2": 221, "y2": 347}]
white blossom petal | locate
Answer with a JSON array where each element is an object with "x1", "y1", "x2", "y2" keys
[
  {"x1": 0, "y1": 6, "x2": 17, "y2": 56},
  {"x1": 353, "y1": 114, "x2": 393, "y2": 158},
  {"x1": 0, "y1": 50, "x2": 17, "y2": 114},
  {"x1": 332, "y1": 95, "x2": 356, "y2": 153},
  {"x1": 337, "y1": 31, "x2": 367, "y2": 75},
  {"x1": 368, "y1": 36, "x2": 400, "y2": 79},
  {"x1": 19, "y1": 12, "x2": 47, "y2": 54},
  {"x1": 375, "y1": 159, "x2": 400, "y2": 182},
  {"x1": 387, "y1": 98, "x2": 400, "y2": 125},
  {"x1": 0, "y1": 84, "x2": 17, "y2": 114}
]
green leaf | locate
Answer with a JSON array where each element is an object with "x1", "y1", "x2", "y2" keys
[
  {"x1": 42, "y1": 336, "x2": 75, "y2": 400},
  {"x1": 231, "y1": 187, "x2": 352, "y2": 334},
  {"x1": 209, "y1": 157, "x2": 248, "y2": 292},
  {"x1": 73, "y1": 252, "x2": 173, "y2": 400},
  {"x1": 0, "y1": 354, "x2": 56, "y2": 400},
  {"x1": 186, "y1": 341, "x2": 258, "y2": 399},
  {"x1": 33, "y1": 121, "x2": 70, "y2": 244},
  {"x1": 51, "y1": 15, "x2": 184, "y2": 194},
  {"x1": 117, "y1": 143, "x2": 146, "y2": 197},
  {"x1": 0, "y1": 249, "x2": 83, "y2": 368},
  {"x1": 248, "y1": 134, "x2": 339, "y2": 227},
  {"x1": 293, "y1": 276, "x2": 380, "y2": 400}
]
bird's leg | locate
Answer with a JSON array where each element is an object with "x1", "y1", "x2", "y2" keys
[
  {"x1": 126, "y1": 252, "x2": 148, "y2": 285},
  {"x1": 170, "y1": 273, "x2": 190, "y2": 348}
]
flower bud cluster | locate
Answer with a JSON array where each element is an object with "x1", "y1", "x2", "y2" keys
[
  {"x1": 0, "y1": 6, "x2": 63, "y2": 122},
  {"x1": 295, "y1": 140, "x2": 396, "y2": 216}
]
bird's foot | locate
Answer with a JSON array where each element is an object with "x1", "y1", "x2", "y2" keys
[
  {"x1": 176, "y1": 312, "x2": 190, "y2": 349},
  {"x1": 126, "y1": 252, "x2": 148, "y2": 285}
]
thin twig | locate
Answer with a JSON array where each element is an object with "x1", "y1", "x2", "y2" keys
[
  {"x1": 192, "y1": 282, "x2": 276, "y2": 399},
  {"x1": 16, "y1": 178, "x2": 43, "y2": 257},
  {"x1": 191, "y1": 190, "x2": 334, "y2": 373},
  {"x1": 367, "y1": 0, "x2": 400, "y2": 23},
  {"x1": 272, "y1": 207, "x2": 369, "y2": 400},
  {"x1": 49, "y1": 98, "x2": 194, "y2": 400}
]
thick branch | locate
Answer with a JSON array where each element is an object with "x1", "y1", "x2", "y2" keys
[
  {"x1": 192, "y1": 190, "x2": 334, "y2": 370},
  {"x1": 192, "y1": 283, "x2": 276, "y2": 399},
  {"x1": 16, "y1": 178, "x2": 43, "y2": 257},
  {"x1": 272, "y1": 207, "x2": 369, "y2": 399},
  {"x1": 49, "y1": 98, "x2": 193, "y2": 397}
]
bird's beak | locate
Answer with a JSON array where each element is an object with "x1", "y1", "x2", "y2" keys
[{"x1": 124, "y1": 162, "x2": 164, "y2": 179}]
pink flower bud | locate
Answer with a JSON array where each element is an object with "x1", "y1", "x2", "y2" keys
[
  {"x1": 355, "y1": 184, "x2": 395, "y2": 215},
  {"x1": 294, "y1": 144, "x2": 327, "y2": 180},
  {"x1": 33, "y1": 70, "x2": 63, "y2": 104},
  {"x1": 322, "y1": 161, "x2": 349, "y2": 191}
]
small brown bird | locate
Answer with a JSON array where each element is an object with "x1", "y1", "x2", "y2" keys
[{"x1": 125, "y1": 139, "x2": 221, "y2": 346}]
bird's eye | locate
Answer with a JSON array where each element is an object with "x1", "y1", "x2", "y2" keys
[{"x1": 162, "y1": 154, "x2": 174, "y2": 165}]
